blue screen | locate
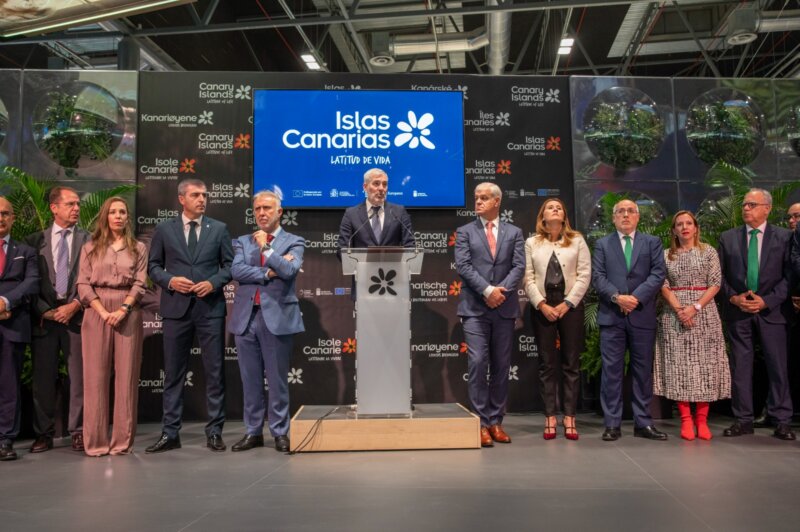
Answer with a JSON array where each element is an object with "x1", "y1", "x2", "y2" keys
[{"x1": 253, "y1": 90, "x2": 465, "y2": 208}]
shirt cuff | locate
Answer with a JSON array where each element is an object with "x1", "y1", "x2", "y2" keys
[
  {"x1": 482, "y1": 285, "x2": 495, "y2": 299},
  {"x1": 0, "y1": 296, "x2": 9, "y2": 309}
]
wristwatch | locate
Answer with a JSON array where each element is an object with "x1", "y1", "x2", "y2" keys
[
  {"x1": 261, "y1": 241, "x2": 271, "y2": 252},
  {"x1": 611, "y1": 293, "x2": 619, "y2": 304},
  {"x1": 693, "y1": 303, "x2": 702, "y2": 312}
]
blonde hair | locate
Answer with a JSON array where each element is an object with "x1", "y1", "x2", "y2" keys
[
  {"x1": 534, "y1": 198, "x2": 580, "y2": 247},
  {"x1": 667, "y1": 210, "x2": 707, "y2": 261}
]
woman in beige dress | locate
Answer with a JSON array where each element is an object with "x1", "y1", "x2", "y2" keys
[
  {"x1": 524, "y1": 198, "x2": 591, "y2": 440},
  {"x1": 78, "y1": 197, "x2": 147, "y2": 456}
]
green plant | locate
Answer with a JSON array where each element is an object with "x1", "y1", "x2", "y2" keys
[
  {"x1": 686, "y1": 100, "x2": 763, "y2": 167},
  {"x1": 584, "y1": 102, "x2": 664, "y2": 169}
]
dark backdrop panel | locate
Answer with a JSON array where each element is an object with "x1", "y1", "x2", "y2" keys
[
  {"x1": 135, "y1": 72, "x2": 574, "y2": 421},
  {"x1": 0, "y1": 69, "x2": 21, "y2": 170}
]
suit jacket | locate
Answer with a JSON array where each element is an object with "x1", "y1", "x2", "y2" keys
[
  {"x1": 0, "y1": 239, "x2": 40, "y2": 343},
  {"x1": 337, "y1": 201, "x2": 415, "y2": 251},
  {"x1": 148, "y1": 215, "x2": 233, "y2": 320},
  {"x1": 524, "y1": 234, "x2": 591, "y2": 309},
  {"x1": 454, "y1": 218, "x2": 525, "y2": 319},
  {"x1": 229, "y1": 230, "x2": 305, "y2": 336},
  {"x1": 718, "y1": 223, "x2": 793, "y2": 324},
  {"x1": 25, "y1": 225, "x2": 90, "y2": 333},
  {"x1": 792, "y1": 224, "x2": 800, "y2": 281},
  {"x1": 591, "y1": 232, "x2": 666, "y2": 329}
]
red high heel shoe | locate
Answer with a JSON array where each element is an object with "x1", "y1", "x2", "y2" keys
[
  {"x1": 563, "y1": 416, "x2": 579, "y2": 441},
  {"x1": 543, "y1": 417, "x2": 557, "y2": 440}
]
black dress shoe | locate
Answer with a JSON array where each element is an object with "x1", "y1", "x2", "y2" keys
[
  {"x1": 723, "y1": 422, "x2": 754, "y2": 437},
  {"x1": 29, "y1": 435, "x2": 54, "y2": 453},
  {"x1": 753, "y1": 408, "x2": 772, "y2": 428},
  {"x1": 274, "y1": 435, "x2": 290, "y2": 452},
  {"x1": 634, "y1": 425, "x2": 668, "y2": 440},
  {"x1": 0, "y1": 443, "x2": 18, "y2": 461},
  {"x1": 773, "y1": 424, "x2": 797, "y2": 441},
  {"x1": 145, "y1": 433, "x2": 181, "y2": 454},
  {"x1": 601, "y1": 427, "x2": 621, "y2": 441},
  {"x1": 207, "y1": 434, "x2": 226, "y2": 452},
  {"x1": 231, "y1": 434, "x2": 264, "y2": 452}
]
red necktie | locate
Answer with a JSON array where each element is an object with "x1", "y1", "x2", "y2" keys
[
  {"x1": 0, "y1": 241, "x2": 6, "y2": 276},
  {"x1": 486, "y1": 222, "x2": 496, "y2": 258},
  {"x1": 254, "y1": 235, "x2": 274, "y2": 305}
]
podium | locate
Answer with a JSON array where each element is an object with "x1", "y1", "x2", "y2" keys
[{"x1": 341, "y1": 247, "x2": 422, "y2": 416}]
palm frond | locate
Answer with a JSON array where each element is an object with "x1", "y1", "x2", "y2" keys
[
  {"x1": 0, "y1": 166, "x2": 54, "y2": 239},
  {"x1": 79, "y1": 184, "x2": 141, "y2": 231}
]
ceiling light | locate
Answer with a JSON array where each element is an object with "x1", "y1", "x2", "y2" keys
[
  {"x1": 301, "y1": 54, "x2": 315, "y2": 63},
  {"x1": 306, "y1": 61, "x2": 322, "y2": 71},
  {"x1": 557, "y1": 47, "x2": 572, "y2": 55},
  {"x1": 560, "y1": 38, "x2": 574, "y2": 48}
]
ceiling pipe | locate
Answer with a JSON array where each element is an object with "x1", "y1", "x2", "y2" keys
[
  {"x1": 727, "y1": 8, "x2": 800, "y2": 45},
  {"x1": 389, "y1": 28, "x2": 489, "y2": 56},
  {"x1": 487, "y1": 0, "x2": 511, "y2": 75}
]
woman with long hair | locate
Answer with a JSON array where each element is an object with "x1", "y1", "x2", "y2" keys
[
  {"x1": 654, "y1": 210, "x2": 730, "y2": 441},
  {"x1": 524, "y1": 198, "x2": 591, "y2": 440},
  {"x1": 77, "y1": 197, "x2": 147, "y2": 456}
]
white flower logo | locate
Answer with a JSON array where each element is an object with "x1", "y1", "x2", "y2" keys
[
  {"x1": 198, "y1": 110, "x2": 214, "y2": 125},
  {"x1": 288, "y1": 368, "x2": 303, "y2": 384},
  {"x1": 395, "y1": 111, "x2": 435, "y2": 150},
  {"x1": 500, "y1": 209, "x2": 514, "y2": 223},
  {"x1": 508, "y1": 365, "x2": 519, "y2": 381},
  {"x1": 545, "y1": 89, "x2": 560, "y2": 103},
  {"x1": 184, "y1": 371, "x2": 194, "y2": 387},
  {"x1": 457, "y1": 85, "x2": 469, "y2": 100},
  {"x1": 282, "y1": 211, "x2": 298, "y2": 226},
  {"x1": 234, "y1": 183, "x2": 250, "y2": 198},
  {"x1": 235, "y1": 85, "x2": 252, "y2": 100},
  {"x1": 495, "y1": 112, "x2": 510, "y2": 126}
]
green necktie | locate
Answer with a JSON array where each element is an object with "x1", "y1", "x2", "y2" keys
[
  {"x1": 747, "y1": 228, "x2": 760, "y2": 292},
  {"x1": 623, "y1": 235, "x2": 632, "y2": 271}
]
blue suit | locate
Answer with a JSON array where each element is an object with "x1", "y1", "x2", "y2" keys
[
  {"x1": 337, "y1": 201, "x2": 415, "y2": 250},
  {"x1": 719, "y1": 224, "x2": 794, "y2": 424},
  {"x1": 148, "y1": 215, "x2": 233, "y2": 439},
  {"x1": 592, "y1": 231, "x2": 665, "y2": 428},
  {"x1": 230, "y1": 229, "x2": 304, "y2": 437},
  {"x1": 0, "y1": 239, "x2": 39, "y2": 445},
  {"x1": 455, "y1": 218, "x2": 525, "y2": 427}
]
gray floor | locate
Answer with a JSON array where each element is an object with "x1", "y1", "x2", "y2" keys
[{"x1": 1, "y1": 414, "x2": 798, "y2": 532}]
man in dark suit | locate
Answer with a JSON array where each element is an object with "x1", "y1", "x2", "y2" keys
[
  {"x1": 719, "y1": 189, "x2": 795, "y2": 440},
  {"x1": 229, "y1": 191, "x2": 304, "y2": 453},
  {"x1": 592, "y1": 199, "x2": 666, "y2": 442},
  {"x1": 146, "y1": 178, "x2": 234, "y2": 453},
  {"x1": 455, "y1": 183, "x2": 525, "y2": 447},
  {"x1": 337, "y1": 168, "x2": 415, "y2": 253},
  {"x1": 0, "y1": 196, "x2": 40, "y2": 461},
  {"x1": 25, "y1": 186, "x2": 90, "y2": 453}
]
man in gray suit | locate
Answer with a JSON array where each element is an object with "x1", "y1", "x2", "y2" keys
[
  {"x1": 26, "y1": 186, "x2": 90, "y2": 453},
  {"x1": 455, "y1": 183, "x2": 525, "y2": 447},
  {"x1": 229, "y1": 191, "x2": 304, "y2": 453},
  {"x1": 146, "y1": 178, "x2": 234, "y2": 454}
]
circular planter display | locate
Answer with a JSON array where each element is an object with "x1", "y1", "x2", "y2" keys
[
  {"x1": 32, "y1": 81, "x2": 124, "y2": 175},
  {"x1": 685, "y1": 88, "x2": 764, "y2": 167},
  {"x1": 583, "y1": 86, "x2": 665, "y2": 170},
  {"x1": 0, "y1": 97, "x2": 8, "y2": 147},
  {"x1": 786, "y1": 105, "x2": 800, "y2": 157}
]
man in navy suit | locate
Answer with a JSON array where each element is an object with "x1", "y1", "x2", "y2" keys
[
  {"x1": 26, "y1": 186, "x2": 90, "y2": 453},
  {"x1": 592, "y1": 199, "x2": 666, "y2": 441},
  {"x1": 146, "y1": 179, "x2": 234, "y2": 453},
  {"x1": 337, "y1": 168, "x2": 415, "y2": 253},
  {"x1": 719, "y1": 188, "x2": 795, "y2": 440},
  {"x1": 455, "y1": 183, "x2": 525, "y2": 447},
  {"x1": 229, "y1": 191, "x2": 304, "y2": 453},
  {"x1": 0, "y1": 196, "x2": 40, "y2": 461}
]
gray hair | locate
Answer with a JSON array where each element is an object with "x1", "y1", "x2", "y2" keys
[
  {"x1": 178, "y1": 178, "x2": 206, "y2": 196},
  {"x1": 475, "y1": 182, "x2": 502, "y2": 200},
  {"x1": 612, "y1": 199, "x2": 639, "y2": 213},
  {"x1": 253, "y1": 190, "x2": 282, "y2": 209},
  {"x1": 747, "y1": 188, "x2": 773, "y2": 205},
  {"x1": 363, "y1": 168, "x2": 388, "y2": 185}
]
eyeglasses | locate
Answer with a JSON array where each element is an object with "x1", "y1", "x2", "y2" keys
[
  {"x1": 787, "y1": 213, "x2": 800, "y2": 220},
  {"x1": 742, "y1": 202, "x2": 769, "y2": 209},
  {"x1": 614, "y1": 208, "x2": 639, "y2": 216},
  {"x1": 0, "y1": 211, "x2": 13, "y2": 218}
]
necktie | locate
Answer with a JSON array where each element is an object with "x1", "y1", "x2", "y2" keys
[
  {"x1": 254, "y1": 234, "x2": 275, "y2": 306},
  {"x1": 486, "y1": 221, "x2": 497, "y2": 258},
  {"x1": 747, "y1": 228, "x2": 760, "y2": 292},
  {"x1": 371, "y1": 206, "x2": 382, "y2": 243},
  {"x1": 187, "y1": 221, "x2": 198, "y2": 256},
  {"x1": 0, "y1": 241, "x2": 6, "y2": 277},
  {"x1": 55, "y1": 228, "x2": 71, "y2": 297},
  {"x1": 623, "y1": 235, "x2": 632, "y2": 271}
]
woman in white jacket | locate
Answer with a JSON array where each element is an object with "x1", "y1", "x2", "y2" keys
[{"x1": 524, "y1": 198, "x2": 591, "y2": 440}]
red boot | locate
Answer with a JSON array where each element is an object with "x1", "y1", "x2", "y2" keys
[
  {"x1": 695, "y1": 402, "x2": 712, "y2": 440},
  {"x1": 678, "y1": 401, "x2": 695, "y2": 441}
]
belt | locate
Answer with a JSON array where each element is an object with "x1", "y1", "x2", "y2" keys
[{"x1": 669, "y1": 286, "x2": 708, "y2": 291}]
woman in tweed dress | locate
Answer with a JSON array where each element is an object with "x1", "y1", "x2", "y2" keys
[{"x1": 654, "y1": 211, "x2": 730, "y2": 441}]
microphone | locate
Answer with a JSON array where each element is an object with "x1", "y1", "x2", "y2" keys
[
  {"x1": 385, "y1": 205, "x2": 417, "y2": 249},
  {"x1": 347, "y1": 206, "x2": 378, "y2": 250}
]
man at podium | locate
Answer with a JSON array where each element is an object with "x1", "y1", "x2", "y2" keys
[{"x1": 338, "y1": 168, "x2": 415, "y2": 252}]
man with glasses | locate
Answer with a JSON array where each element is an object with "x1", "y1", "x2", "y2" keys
[
  {"x1": 25, "y1": 187, "x2": 90, "y2": 453},
  {"x1": 0, "y1": 197, "x2": 39, "y2": 461},
  {"x1": 146, "y1": 179, "x2": 234, "y2": 453},
  {"x1": 592, "y1": 199, "x2": 666, "y2": 441},
  {"x1": 718, "y1": 189, "x2": 795, "y2": 440}
]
